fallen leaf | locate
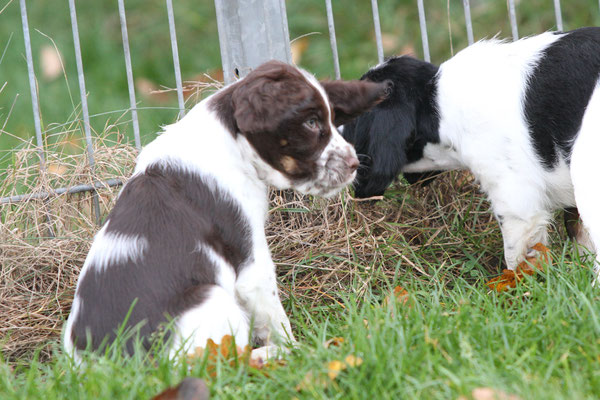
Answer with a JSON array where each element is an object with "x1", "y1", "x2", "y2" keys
[
  {"x1": 40, "y1": 45, "x2": 62, "y2": 80},
  {"x1": 296, "y1": 354, "x2": 364, "y2": 392},
  {"x1": 323, "y1": 337, "x2": 345, "y2": 348},
  {"x1": 384, "y1": 285, "x2": 410, "y2": 306},
  {"x1": 295, "y1": 370, "x2": 328, "y2": 392},
  {"x1": 344, "y1": 355, "x2": 363, "y2": 367},
  {"x1": 486, "y1": 243, "x2": 551, "y2": 292},
  {"x1": 135, "y1": 77, "x2": 171, "y2": 103},
  {"x1": 327, "y1": 359, "x2": 346, "y2": 380},
  {"x1": 291, "y1": 37, "x2": 309, "y2": 64},
  {"x1": 47, "y1": 162, "x2": 68, "y2": 176},
  {"x1": 188, "y1": 335, "x2": 258, "y2": 377}
]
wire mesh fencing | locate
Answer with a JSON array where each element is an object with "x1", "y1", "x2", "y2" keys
[{"x1": 1, "y1": 0, "x2": 594, "y2": 228}]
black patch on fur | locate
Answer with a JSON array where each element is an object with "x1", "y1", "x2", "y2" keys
[
  {"x1": 342, "y1": 56, "x2": 440, "y2": 197},
  {"x1": 524, "y1": 27, "x2": 600, "y2": 169},
  {"x1": 71, "y1": 164, "x2": 252, "y2": 354},
  {"x1": 563, "y1": 207, "x2": 582, "y2": 241}
]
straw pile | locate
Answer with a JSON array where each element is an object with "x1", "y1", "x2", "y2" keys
[{"x1": 1, "y1": 129, "x2": 506, "y2": 363}]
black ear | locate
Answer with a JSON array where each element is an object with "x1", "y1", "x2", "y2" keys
[
  {"x1": 344, "y1": 103, "x2": 416, "y2": 198},
  {"x1": 321, "y1": 80, "x2": 391, "y2": 126}
]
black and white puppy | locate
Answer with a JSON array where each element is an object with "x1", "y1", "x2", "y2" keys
[
  {"x1": 343, "y1": 27, "x2": 600, "y2": 282},
  {"x1": 63, "y1": 60, "x2": 388, "y2": 360}
]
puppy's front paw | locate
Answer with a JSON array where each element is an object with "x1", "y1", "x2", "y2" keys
[{"x1": 250, "y1": 344, "x2": 286, "y2": 364}]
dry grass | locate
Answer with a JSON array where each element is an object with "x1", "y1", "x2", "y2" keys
[
  {"x1": 268, "y1": 172, "x2": 505, "y2": 310},
  {"x1": 0, "y1": 129, "x2": 507, "y2": 363}
]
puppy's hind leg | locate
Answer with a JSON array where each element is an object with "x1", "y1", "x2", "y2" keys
[
  {"x1": 170, "y1": 285, "x2": 250, "y2": 359},
  {"x1": 570, "y1": 85, "x2": 600, "y2": 285}
]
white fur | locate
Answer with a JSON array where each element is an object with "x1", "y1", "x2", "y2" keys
[
  {"x1": 65, "y1": 64, "x2": 360, "y2": 360},
  {"x1": 196, "y1": 243, "x2": 237, "y2": 296},
  {"x1": 570, "y1": 83, "x2": 600, "y2": 283},
  {"x1": 62, "y1": 296, "x2": 82, "y2": 363},
  {"x1": 62, "y1": 221, "x2": 148, "y2": 358},
  {"x1": 133, "y1": 100, "x2": 297, "y2": 356},
  {"x1": 170, "y1": 285, "x2": 250, "y2": 358},
  {"x1": 84, "y1": 224, "x2": 149, "y2": 273},
  {"x1": 402, "y1": 32, "x2": 600, "y2": 271}
]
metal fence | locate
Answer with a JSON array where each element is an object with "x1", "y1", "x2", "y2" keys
[{"x1": 1, "y1": 0, "x2": 596, "y2": 227}]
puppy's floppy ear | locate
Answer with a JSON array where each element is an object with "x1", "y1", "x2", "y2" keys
[
  {"x1": 349, "y1": 102, "x2": 416, "y2": 198},
  {"x1": 321, "y1": 79, "x2": 392, "y2": 126},
  {"x1": 232, "y1": 61, "x2": 308, "y2": 134}
]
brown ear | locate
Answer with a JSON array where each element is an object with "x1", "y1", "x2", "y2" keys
[
  {"x1": 321, "y1": 79, "x2": 392, "y2": 126},
  {"x1": 232, "y1": 61, "x2": 307, "y2": 134}
]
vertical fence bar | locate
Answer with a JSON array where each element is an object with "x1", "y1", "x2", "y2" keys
[
  {"x1": 324, "y1": 0, "x2": 341, "y2": 79},
  {"x1": 553, "y1": 0, "x2": 563, "y2": 31},
  {"x1": 117, "y1": 0, "x2": 141, "y2": 150},
  {"x1": 165, "y1": 0, "x2": 185, "y2": 119},
  {"x1": 507, "y1": 0, "x2": 519, "y2": 41},
  {"x1": 462, "y1": 0, "x2": 474, "y2": 45},
  {"x1": 416, "y1": 0, "x2": 431, "y2": 62},
  {"x1": 371, "y1": 0, "x2": 384, "y2": 64},
  {"x1": 68, "y1": 0, "x2": 101, "y2": 225},
  {"x1": 20, "y1": 0, "x2": 55, "y2": 237},
  {"x1": 18, "y1": 0, "x2": 44, "y2": 166}
]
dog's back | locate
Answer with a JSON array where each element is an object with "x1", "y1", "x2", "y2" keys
[
  {"x1": 64, "y1": 164, "x2": 252, "y2": 355},
  {"x1": 342, "y1": 28, "x2": 600, "y2": 283}
]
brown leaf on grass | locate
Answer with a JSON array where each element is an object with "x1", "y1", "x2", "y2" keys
[
  {"x1": 323, "y1": 337, "x2": 345, "y2": 348},
  {"x1": 344, "y1": 354, "x2": 363, "y2": 367},
  {"x1": 486, "y1": 243, "x2": 551, "y2": 292},
  {"x1": 297, "y1": 355, "x2": 364, "y2": 392},
  {"x1": 327, "y1": 359, "x2": 346, "y2": 380},
  {"x1": 457, "y1": 387, "x2": 521, "y2": 400},
  {"x1": 384, "y1": 285, "x2": 410, "y2": 306},
  {"x1": 152, "y1": 377, "x2": 210, "y2": 400},
  {"x1": 189, "y1": 335, "x2": 265, "y2": 377}
]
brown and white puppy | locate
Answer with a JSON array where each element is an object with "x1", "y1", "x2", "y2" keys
[{"x1": 63, "y1": 60, "x2": 388, "y2": 361}]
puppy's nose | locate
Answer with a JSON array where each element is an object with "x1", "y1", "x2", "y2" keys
[{"x1": 346, "y1": 154, "x2": 359, "y2": 172}]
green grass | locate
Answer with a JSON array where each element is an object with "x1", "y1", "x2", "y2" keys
[
  {"x1": 2, "y1": 248, "x2": 599, "y2": 399},
  {"x1": 2, "y1": 1, "x2": 600, "y2": 398}
]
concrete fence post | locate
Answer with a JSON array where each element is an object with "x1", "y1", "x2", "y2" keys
[{"x1": 214, "y1": 0, "x2": 292, "y2": 85}]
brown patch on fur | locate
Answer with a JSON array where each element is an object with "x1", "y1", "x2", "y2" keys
[
  {"x1": 281, "y1": 156, "x2": 298, "y2": 174},
  {"x1": 209, "y1": 60, "x2": 389, "y2": 183},
  {"x1": 71, "y1": 164, "x2": 252, "y2": 354},
  {"x1": 320, "y1": 79, "x2": 392, "y2": 126}
]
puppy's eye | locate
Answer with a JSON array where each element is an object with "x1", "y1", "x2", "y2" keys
[{"x1": 304, "y1": 118, "x2": 318, "y2": 130}]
